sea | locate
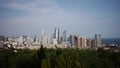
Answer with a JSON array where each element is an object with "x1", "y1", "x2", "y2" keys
[{"x1": 102, "y1": 38, "x2": 120, "y2": 45}]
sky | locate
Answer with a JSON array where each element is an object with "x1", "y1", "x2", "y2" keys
[{"x1": 0, "y1": 0, "x2": 120, "y2": 38}]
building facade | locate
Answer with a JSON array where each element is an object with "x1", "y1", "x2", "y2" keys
[{"x1": 95, "y1": 34, "x2": 101, "y2": 47}]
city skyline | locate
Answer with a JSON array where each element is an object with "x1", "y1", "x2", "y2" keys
[{"x1": 0, "y1": 0, "x2": 120, "y2": 38}]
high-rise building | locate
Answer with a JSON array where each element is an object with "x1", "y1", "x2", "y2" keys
[
  {"x1": 69, "y1": 35, "x2": 77, "y2": 46},
  {"x1": 77, "y1": 36, "x2": 81, "y2": 48},
  {"x1": 95, "y1": 34, "x2": 101, "y2": 47},
  {"x1": 47, "y1": 34, "x2": 53, "y2": 44},
  {"x1": 53, "y1": 38, "x2": 57, "y2": 45},
  {"x1": 62, "y1": 30, "x2": 66, "y2": 42},
  {"x1": 33, "y1": 35, "x2": 36, "y2": 42},
  {"x1": 40, "y1": 30, "x2": 48, "y2": 45},
  {"x1": 42, "y1": 35, "x2": 48, "y2": 45},
  {"x1": 18, "y1": 36, "x2": 23, "y2": 45},
  {"x1": 54, "y1": 28, "x2": 56, "y2": 38},
  {"x1": 81, "y1": 36, "x2": 87, "y2": 48},
  {"x1": 77, "y1": 36, "x2": 87, "y2": 49},
  {"x1": 86, "y1": 39, "x2": 92, "y2": 48},
  {"x1": 91, "y1": 39, "x2": 97, "y2": 49},
  {"x1": 54, "y1": 28, "x2": 60, "y2": 44}
]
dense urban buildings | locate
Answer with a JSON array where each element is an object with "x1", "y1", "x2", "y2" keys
[{"x1": 0, "y1": 28, "x2": 119, "y2": 51}]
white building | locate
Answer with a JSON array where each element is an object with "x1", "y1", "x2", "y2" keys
[
  {"x1": 53, "y1": 38, "x2": 58, "y2": 45},
  {"x1": 18, "y1": 36, "x2": 23, "y2": 45}
]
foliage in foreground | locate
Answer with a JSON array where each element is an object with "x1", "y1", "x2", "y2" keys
[{"x1": 0, "y1": 46, "x2": 120, "y2": 68}]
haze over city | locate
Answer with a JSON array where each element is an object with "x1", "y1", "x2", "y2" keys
[{"x1": 0, "y1": 0, "x2": 120, "y2": 38}]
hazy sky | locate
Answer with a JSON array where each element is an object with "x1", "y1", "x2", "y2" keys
[{"x1": 0, "y1": 0, "x2": 120, "y2": 38}]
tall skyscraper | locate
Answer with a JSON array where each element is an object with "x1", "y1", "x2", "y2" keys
[
  {"x1": 77, "y1": 36, "x2": 81, "y2": 48},
  {"x1": 95, "y1": 34, "x2": 101, "y2": 47},
  {"x1": 33, "y1": 35, "x2": 36, "y2": 42},
  {"x1": 91, "y1": 39, "x2": 97, "y2": 49},
  {"x1": 62, "y1": 30, "x2": 66, "y2": 42},
  {"x1": 81, "y1": 36, "x2": 87, "y2": 48},
  {"x1": 40, "y1": 30, "x2": 48, "y2": 45},
  {"x1": 69, "y1": 35, "x2": 77, "y2": 46},
  {"x1": 54, "y1": 28, "x2": 60, "y2": 44},
  {"x1": 54, "y1": 28, "x2": 56, "y2": 38},
  {"x1": 86, "y1": 39, "x2": 91, "y2": 48}
]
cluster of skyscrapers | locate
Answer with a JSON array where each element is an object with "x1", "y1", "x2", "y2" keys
[
  {"x1": 68, "y1": 34, "x2": 101, "y2": 49},
  {"x1": 53, "y1": 28, "x2": 67, "y2": 44},
  {"x1": 0, "y1": 28, "x2": 102, "y2": 49}
]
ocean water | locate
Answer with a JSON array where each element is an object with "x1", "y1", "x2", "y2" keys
[{"x1": 102, "y1": 38, "x2": 120, "y2": 45}]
